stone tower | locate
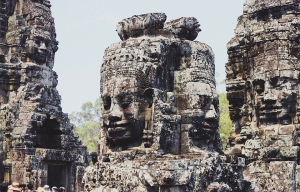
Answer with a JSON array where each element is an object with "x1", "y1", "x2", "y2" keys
[
  {"x1": 84, "y1": 13, "x2": 245, "y2": 192},
  {"x1": 226, "y1": 0, "x2": 300, "y2": 191},
  {"x1": 0, "y1": 0, "x2": 88, "y2": 191}
]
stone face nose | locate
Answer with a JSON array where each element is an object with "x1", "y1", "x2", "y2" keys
[
  {"x1": 108, "y1": 104, "x2": 122, "y2": 122},
  {"x1": 263, "y1": 89, "x2": 277, "y2": 102},
  {"x1": 39, "y1": 42, "x2": 47, "y2": 52},
  {"x1": 205, "y1": 105, "x2": 217, "y2": 120}
]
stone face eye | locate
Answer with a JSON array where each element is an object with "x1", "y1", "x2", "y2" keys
[
  {"x1": 35, "y1": 39, "x2": 41, "y2": 46},
  {"x1": 270, "y1": 77, "x2": 279, "y2": 87},
  {"x1": 103, "y1": 95, "x2": 111, "y2": 110},
  {"x1": 253, "y1": 79, "x2": 265, "y2": 95},
  {"x1": 45, "y1": 39, "x2": 50, "y2": 47},
  {"x1": 116, "y1": 94, "x2": 132, "y2": 108}
]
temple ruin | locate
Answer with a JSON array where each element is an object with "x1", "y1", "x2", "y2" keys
[
  {"x1": 0, "y1": 0, "x2": 300, "y2": 191},
  {"x1": 83, "y1": 13, "x2": 245, "y2": 192},
  {"x1": 84, "y1": 1, "x2": 300, "y2": 191},
  {"x1": 226, "y1": 0, "x2": 300, "y2": 191},
  {"x1": 0, "y1": 0, "x2": 88, "y2": 191}
]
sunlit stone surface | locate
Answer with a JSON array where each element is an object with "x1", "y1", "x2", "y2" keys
[
  {"x1": 226, "y1": 0, "x2": 300, "y2": 191},
  {"x1": 84, "y1": 13, "x2": 245, "y2": 192},
  {"x1": 0, "y1": 1, "x2": 88, "y2": 191}
]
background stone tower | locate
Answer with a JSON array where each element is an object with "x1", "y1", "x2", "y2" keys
[
  {"x1": 226, "y1": 0, "x2": 300, "y2": 191},
  {"x1": 0, "y1": 0, "x2": 88, "y2": 191}
]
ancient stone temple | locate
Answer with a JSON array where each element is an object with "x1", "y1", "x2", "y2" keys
[
  {"x1": 4, "y1": 0, "x2": 300, "y2": 191},
  {"x1": 226, "y1": 0, "x2": 300, "y2": 191},
  {"x1": 84, "y1": 13, "x2": 245, "y2": 192},
  {"x1": 0, "y1": 0, "x2": 88, "y2": 191}
]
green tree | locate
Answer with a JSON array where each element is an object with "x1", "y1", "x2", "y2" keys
[
  {"x1": 218, "y1": 93, "x2": 232, "y2": 150},
  {"x1": 74, "y1": 121, "x2": 100, "y2": 152},
  {"x1": 69, "y1": 97, "x2": 102, "y2": 152}
]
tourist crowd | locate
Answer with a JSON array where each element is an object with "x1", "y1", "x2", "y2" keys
[{"x1": 0, "y1": 182, "x2": 66, "y2": 192}]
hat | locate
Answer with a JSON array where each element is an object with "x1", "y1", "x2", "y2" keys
[
  {"x1": 43, "y1": 185, "x2": 51, "y2": 191},
  {"x1": 9, "y1": 182, "x2": 21, "y2": 191},
  {"x1": 37, "y1": 187, "x2": 44, "y2": 192}
]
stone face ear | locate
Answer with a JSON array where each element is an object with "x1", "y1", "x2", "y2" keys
[{"x1": 143, "y1": 88, "x2": 154, "y2": 107}]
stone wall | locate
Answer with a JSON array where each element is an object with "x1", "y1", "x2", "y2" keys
[
  {"x1": 0, "y1": 0, "x2": 88, "y2": 191},
  {"x1": 226, "y1": 0, "x2": 300, "y2": 191},
  {"x1": 1, "y1": 0, "x2": 299, "y2": 191}
]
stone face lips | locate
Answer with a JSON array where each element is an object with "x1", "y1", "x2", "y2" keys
[
  {"x1": 100, "y1": 13, "x2": 220, "y2": 154},
  {"x1": 226, "y1": 0, "x2": 300, "y2": 191},
  {"x1": 84, "y1": 13, "x2": 246, "y2": 192},
  {"x1": 0, "y1": 0, "x2": 88, "y2": 191}
]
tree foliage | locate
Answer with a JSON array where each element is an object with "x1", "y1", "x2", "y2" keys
[
  {"x1": 69, "y1": 97, "x2": 102, "y2": 152},
  {"x1": 218, "y1": 93, "x2": 232, "y2": 149}
]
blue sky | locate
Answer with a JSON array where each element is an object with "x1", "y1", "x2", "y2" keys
[{"x1": 50, "y1": 0, "x2": 245, "y2": 114}]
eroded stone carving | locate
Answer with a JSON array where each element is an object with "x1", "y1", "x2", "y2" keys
[
  {"x1": 0, "y1": 0, "x2": 88, "y2": 191},
  {"x1": 116, "y1": 13, "x2": 167, "y2": 41},
  {"x1": 85, "y1": 13, "x2": 245, "y2": 192},
  {"x1": 226, "y1": 0, "x2": 300, "y2": 191},
  {"x1": 164, "y1": 17, "x2": 201, "y2": 40}
]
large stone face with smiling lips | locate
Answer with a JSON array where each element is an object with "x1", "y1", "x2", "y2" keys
[
  {"x1": 99, "y1": 14, "x2": 221, "y2": 153},
  {"x1": 101, "y1": 76, "x2": 151, "y2": 144},
  {"x1": 84, "y1": 13, "x2": 246, "y2": 192}
]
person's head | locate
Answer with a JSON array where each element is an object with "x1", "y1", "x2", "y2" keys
[
  {"x1": 52, "y1": 186, "x2": 58, "y2": 191},
  {"x1": 43, "y1": 185, "x2": 50, "y2": 191},
  {"x1": 27, "y1": 183, "x2": 33, "y2": 190},
  {"x1": 19, "y1": 184, "x2": 26, "y2": 191},
  {"x1": 10, "y1": 182, "x2": 21, "y2": 192},
  {"x1": 0, "y1": 182, "x2": 9, "y2": 191}
]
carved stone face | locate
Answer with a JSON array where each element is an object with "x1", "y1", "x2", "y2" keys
[
  {"x1": 101, "y1": 77, "x2": 152, "y2": 144},
  {"x1": 177, "y1": 82, "x2": 219, "y2": 147},
  {"x1": 252, "y1": 76, "x2": 298, "y2": 126},
  {"x1": 25, "y1": 31, "x2": 51, "y2": 64},
  {"x1": 188, "y1": 97, "x2": 219, "y2": 144}
]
